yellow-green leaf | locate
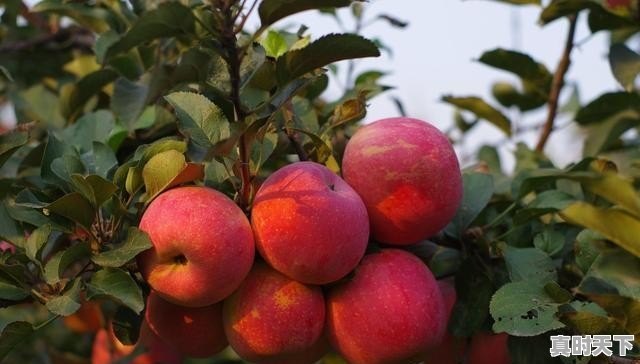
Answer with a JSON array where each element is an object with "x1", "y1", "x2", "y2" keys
[
  {"x1": 561, "y1": 202, "x2": 640, "y2": 258},
  {"x1": 583, "y1": 173, "x2": 640, "y2": 218},
  {"x1": 142, "y1": 150, "x2": 204, "y2": 203}
]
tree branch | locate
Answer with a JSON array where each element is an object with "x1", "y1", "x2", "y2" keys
[
  {"x1": 535, "y1": 14, "x2": 578, "y2": 153},
  {"x1": 0, "y1": 26, "x2": 94, "y2": 53}
]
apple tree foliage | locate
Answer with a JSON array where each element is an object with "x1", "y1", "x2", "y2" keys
[{"x1": 0, "y1": 0, "x2": 638, "y2": 362}]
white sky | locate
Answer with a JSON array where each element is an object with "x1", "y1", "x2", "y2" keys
[{"x1": 254, "y1": 1, "x2": 622, "y2": 169}]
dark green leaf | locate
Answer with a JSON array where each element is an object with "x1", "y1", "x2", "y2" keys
[
  {"x1": 0, "y1": 130, "x2": 29, "y2": 169},
  {"x1": 43, "y1": 242, "x2": 90, "y2": 285},
  {"x1": 442, "y1": 96, "x2": 511, "y2": 136},
  {"x1": 41, "y1": 134, "x2": 75, "y2": 186},
  {"x1": 25, "y1": 224, "x2": 51, "y2": 263},
  {"x1": 583, "y1": 110, "x2": 639, "y2": 156},
  {"x1": 450, "y1": 258, "x2": 494, "y2": 337},
  {"x1": 504, "y1": 246, "x2": 557, "y2": 283},
  {"x1": 93, "y1": 142, "x2": 118, "y2": 178},
  {"x1": 86, "y1": 268, "x2": 144, "y2": 314},
  {"x1": 609, "y1": 43, "x2": 640, "y2": 91},
  {"x1": 45, "y1": 279, "x2": 81, "y2": 316},
  {"x1": 105, "y1": 2, "x2": 196, "y2": 59},
  {"x1": 0, "y1": 278, "x2": 29, "y2": 301},
  {"x1": 92, "y1": 228, "x2": 152, "y2": 268},
  {"x1": 533, "y1": 229, "x2": 565, "y2": 257},
  {"x1": 575, "y1": 92, "x2": 640, "y2": 125},
  {"x1": 165, "y1": 92, "x2": 231, "y2": 149},
  {"x1": 61, "y1": 110, "x2": 116, "y2": 153},
  {"x1": 479, "y1": 48, "x2": 551, "y2": 85},
  {"x1": 258, "y1": 0, "x2": 354, "y2": 27},
  {"x1": 445, "y1": 173, "x2": 494, "y2": 238},
  {"x1": 490, "y1": 280, "x2": 565, "y2": 336},
  {"x1": 111, "y1": 78, "x2": 148, "y2": 130},
  {"x1": 45, "y1": 193, "x2": 95, "y2": 229},
  {"x1": 276, "y1": 34, "x2": 379, "y2": 85},
  {"x1": 111, "y1": 306, "x2": 142, "y2": 345},
  {"x1": 0, "y1": 321, "x2": 34, "y2": 361},
  {"x1": 539, "y1": 0, "x2": 595, "y2": 25},
  {"x1": 70, "y1": 174, "x2": 119, "y2": 208},
  {"x1": 61, "y1": 70, "x2": 118, "y2": 120}
]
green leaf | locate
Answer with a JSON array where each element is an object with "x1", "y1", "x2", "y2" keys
[
  {"x1": 111, "y1": 78, "x2": 148, "y2": 131},
  {"x1": 60, "y1": 70, "x2": 118, "y2": 120},
  {"x1": 258, "y1": 0, "x2": 354, "y2": 27},
  {"x1": 504, "y1": 246, "x2": 557, "y2": 283},
  {"x1": 575, "y1": 230, "x2": 604, "y2": 273},
  {"x1": 41, "y1": 134, "x2": 75, "y2": 186},
  {"x1": 582, "y1": 249, "x2": 640, "y2": 300},
  {"x1": 250, "y1": 128, "x2": 278, "y2": 175},
  {"x1": 442, "y1": 96, "x2": 511, "y2": 136},
  {"x1": 43, "y1": 242, "x2": 90, "y2": 285},
  {"x1": 70, "y1": 174, "x2": 119, "y2": 208},
  {"x1": 45, "y1": 279, "x2": 81, "y2": 316},
  {"x1": 92, "y1": 228, "x2": 152, "y2": 268},
  {"x1": 261, "y1": 30, "x2": 288, "y2": 58},
  {"x1": 111, "y1": 306, "x2": 142, "y2": 345},
  {"x1": 61, "y1": 110, "x2": 116, "y2": 153},
  {"x1": 105, "y1": 2, "x2": 196, "y2": 59},
  {"x1": 583, "y1": 110, "x2": 639, "y2": 156},
  {"x1": 490, "y1": 280, "x2": 565, "y2": 336},
  {"x1": 609, "y1": 43, "x2": 640, "y2": 91},
  {"x1": 165, "y1": 92, "x2": 231, "y2": 150},
  {"x1": 93, "y1": 142, "x2": 118, "y2": 178},
  {"x1": 575, "y1": 92, "x2": 640, "y2": 124},
  {"x1": 142, "y1": 150, "x2": 204, "y2": 202},
  {"x1": 514, "y1": 190, "x2": 576, "y2": 224},
  {"x1": 533, "y1": 228, "x2": 565, "y2": 257},
  {"x1": 276, "y1": 33, "x2": 380, "y2": 85},
  {"x1": 25, "y1": 224, "x2": 51, "y2": 263},
  {"x1": 0, "y1": 278, "x2": 29, "y2": 301},
  {"x1": 539, "y1": 0, "x2": 595, "y2": 25},
  {"x1": 561, "y1": 202, "x2": 640, "y2": 258},
  {"x1": 0, "y1": 321, "x2": 34, "y2": 361},
  {"x1": 33, "y1": 0, "x2": 111, "y2": 32},
  {"x1": 0, "y1": 130, "x2": 29, "y2": 169},
  {"x1": 45, "y1": 193, "x2": 95, "y2": 229},
  {"x1": 450, "y1": 258, "x2": 494, "y2": 337},
  {"x1": 479, "y1": 48, "x2": 551, "y2": 86},
  {"x1": 86, "y1": 268, "x2": 144, "y2": 314},
  {"x1": 445, "y1": 173, "x2": 494, "y2": 238},
  {"x1": 51, "y1": 154, "x2": 85, "y2": 184}
]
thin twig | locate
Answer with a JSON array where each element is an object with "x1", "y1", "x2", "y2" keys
[
  {"x1": 0, "y1": 26, "x2": 94, "y2": 53},
  {"x1": 535, "y1": 14, "x2": 578, "y2": 153}
]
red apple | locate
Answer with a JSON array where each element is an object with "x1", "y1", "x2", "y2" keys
[
  {"x1": 63, "y1": 300, "x2": 104, "y2": 333},
  {"x1": 145, "y1": 291, "x2": 227, "y2": 358},
  {"x1": 468, "y1": 332, "x2": 511, "y2": 364},
  {"x1": 342, "y1": 117, "x2": 462, "y2": 245},
  {"x1": 223, "y1": 262, "x2": 325, "y2": 363},
  {"x1": 259, "y1": 336, "x2": 330, "y2": 364},
  {"x1": 424, "y1": 278, "x2": 466, "y2": 364},
  {"x1": 251, "y1": 161, "x2": 369, "y2": 284},
  {"x1": 326, "y1": 249, "x2": 446, "y2": 364},
  {"x1": 138, "y1": 186, "x2": 255, "y2": 307}
]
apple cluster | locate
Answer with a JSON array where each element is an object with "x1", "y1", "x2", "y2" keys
[{"x1": 128, "y1": 117, "x2": 484, "y2": 364}]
